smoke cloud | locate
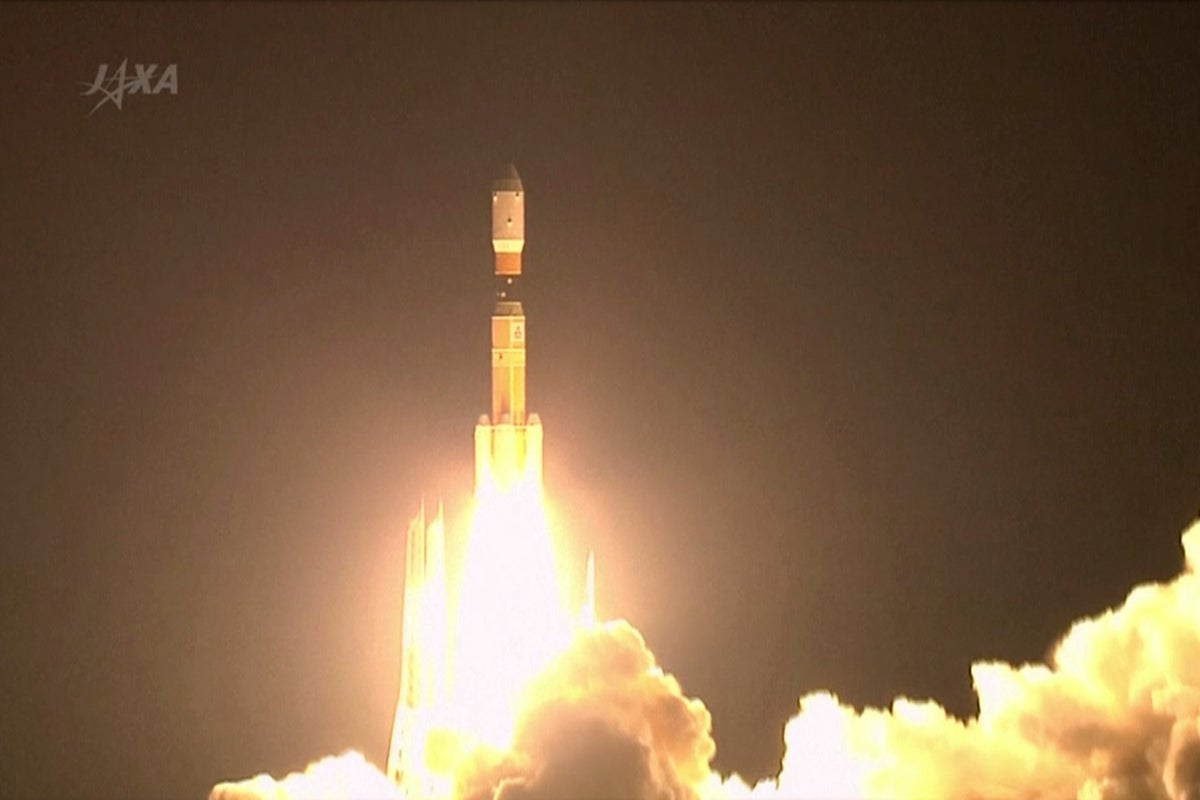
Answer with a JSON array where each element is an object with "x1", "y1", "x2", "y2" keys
[
  {"x1": 207, "y1": 621, "x2": 717, "y2": 800},
  {"x1": 723, "y1": 519, "x2": 1200, "y2": 800},
  {"x1": 210, "y1": 519, "x2": 1200, "y2": 800},
  {"x1": 455, "y1": 619, "x2": 716, "y2": 800},
  {"x1": 208, "y1": 751, "x2": 400, "y2": 800}
]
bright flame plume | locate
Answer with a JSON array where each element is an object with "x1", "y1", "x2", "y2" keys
[{"x1": 449, "y1": 473, "x2": 572, "y2": 753}]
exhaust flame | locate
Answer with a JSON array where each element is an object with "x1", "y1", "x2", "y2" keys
[
  {"x1": 211, "y1": 519, "x2": 1200, "y2": 800},
  {"x1": 450, "y1": 474, "x2": 572, "y2": 751}
]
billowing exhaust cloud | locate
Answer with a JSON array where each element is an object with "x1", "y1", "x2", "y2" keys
[
  {"x1": 724, "y1": 519, "x2": 1200, "y2": 800},
  {"x1": 207, "y1": 620, "x2": 717, "y2": 800},
  {"x1": 456, "y1": 620, "x2": 716, "y2": 800},
  {"x1": 208, "y1": 751, "x2": 400, "y2": 800},
  {"x1": 210, "y1": 519, "x2": 1200, "y2": 800}
]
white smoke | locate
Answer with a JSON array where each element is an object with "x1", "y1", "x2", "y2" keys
[
  {"x1": 208, "y1": 751, "x2": 400, "y2": 800},
  {"x1": 720, "y1": 519, "x2": 1200, "y2": 800},
  {"x1": 210, "y1": 519, "x2": 1200, "y2": 800},
  {"x1": 452, "y1": 619, "x2": 716, "y2": 800}
]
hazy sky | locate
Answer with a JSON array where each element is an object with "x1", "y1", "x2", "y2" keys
[{"x1": 2, "y1": 4, "x2": 1199, "y2": 798}]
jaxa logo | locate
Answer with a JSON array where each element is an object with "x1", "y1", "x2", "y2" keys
[{"x1": 79, "y1": 60, "x2": 177, "y2": 116}]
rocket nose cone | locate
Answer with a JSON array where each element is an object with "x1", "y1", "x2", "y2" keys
[{"x1": 493, "y1": 163, "x2": 523, "y2": 191}]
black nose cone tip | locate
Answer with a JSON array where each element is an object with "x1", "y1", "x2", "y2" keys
[{"x1": 494, "y1": 163, "x2": 523, "y2": 192}]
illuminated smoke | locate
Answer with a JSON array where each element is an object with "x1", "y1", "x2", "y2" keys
[
  {"x1": 208, "y1": 752, "x2": 400, "y2": 800},
  {"x1": 208, "y1": 621, "x2": 718, "y2": 800},
  {"x1": 211, "y1": 519, "x2": 1200, "y2": 800},
  {"x1": 717, "y1": 519, "x2": 1200, "y2": 800},
  {"x1": 453, "y1": 619, "x2": 716, "y2": 800}
]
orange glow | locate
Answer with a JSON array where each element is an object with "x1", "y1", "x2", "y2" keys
[{"x1": 449, "y1": 471, "x2": 571, "y2": 752}]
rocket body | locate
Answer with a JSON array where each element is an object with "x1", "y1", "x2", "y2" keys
[{"x1": 476, "y1": 165, "x2": 543, "y2": 492}]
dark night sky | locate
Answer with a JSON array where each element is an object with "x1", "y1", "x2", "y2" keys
[{"x1": 2, "y1": 3, "x2": 1199, "y2": 798}]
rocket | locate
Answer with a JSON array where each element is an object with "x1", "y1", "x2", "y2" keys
[
  {"x1": 386, "y1": 168, "x2": 599, "y2": 796},
  {"x1": 388, "y1": 166, "x2": 540, "y2": 792},
  {"x1": 474, "y1": 165, "x2": 544, "y2": 493}
]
